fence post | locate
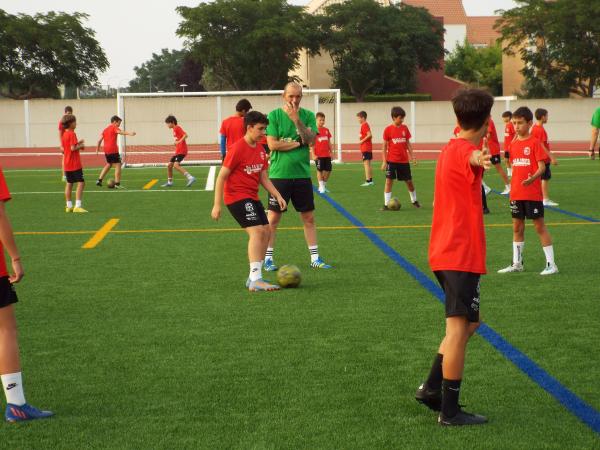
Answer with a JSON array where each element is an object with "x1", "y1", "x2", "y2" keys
[
  {"x1": 24, "y1": 100, "x2": 31, "y2": 148},
  {"x1": 410, "y1": 101, "x2": 416, "y2": 143}
]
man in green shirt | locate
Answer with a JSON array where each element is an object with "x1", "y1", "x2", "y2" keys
[
  {"x1": 264, "y1": 82, "x2": 332, "y2": 270},
  {"x1": 589, "y1": 107, "x2": 600, "y2": 160}
]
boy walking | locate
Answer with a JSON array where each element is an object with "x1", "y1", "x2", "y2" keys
[
  {"x1": 485, "y1": 118, "x2": 511, "y2": 195},
  {"x1": 357, "y1": 111, "x2": 374, "y2": 186},
  {"x1": 310, "y1": 112, "x2": 333, "y2": 194},
  {"x1": 162, "y1": 116, "x2": 196, "y2": 187},
  {"x1": 531, "y1": 109, "x2": 558, "y2": 206},
  {"x1": 502, "y1": 111, "x2": 515, "y2": 177},
  {"x1": 96, "y1": 116, "x2": 136, "y2": 188},
  {"x1": 498, "y1": 107, "x2": 558, "y2": 276},
  {"x1": 61, "y1": 115, "x2": 87, "y2": 213}
]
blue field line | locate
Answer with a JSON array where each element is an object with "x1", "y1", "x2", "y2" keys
[{"x1": 316, "y1": 189, "x2": 600, "y2": 434}]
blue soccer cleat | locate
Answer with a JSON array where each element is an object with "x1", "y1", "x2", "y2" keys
[
  {"x1": 248, "y1": 279, "x2": 280, "y2": 292},
  {"x1": 264, "y1": 258, "x2": 279, "y2": 272},
  {"x1": 5, "y1": 403, "x2": 54, "y2": 423},
  {"x1": 311, "y1": 258, "x2": 332, "y2": 269}
]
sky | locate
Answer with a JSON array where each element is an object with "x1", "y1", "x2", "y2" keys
[{"x1": 0, "y1": 0, "x2": 517, "y2": 87}]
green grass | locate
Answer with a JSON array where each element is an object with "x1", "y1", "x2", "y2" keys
[{"x1": 2, "y1": 160, "x2": 599, "y2": 448}]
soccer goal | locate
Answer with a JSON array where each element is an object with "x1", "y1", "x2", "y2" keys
[{"x1": 116, "y1": 89, "x2": 342, "y2": 167}]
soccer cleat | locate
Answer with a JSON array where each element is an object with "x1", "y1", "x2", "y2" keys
[
  {"x1": 311, "y1": 258, "x2": 332, "y2": 269},
  {"x1": 412, "y1": 201, "x2": 421, "y2": 208},
  {"x1": 500, "y1": 186, "x2": 511, "y2": 195},
  {"x1": 114, "y1": 184, "x2": 125, "y2": 190},
  {"x1": 96, "y1": 180, "x2": 102, "y2": 187},
  {"x1": 5, "y1": 403, "x2": 54, "y2": 423},
  {"x1": 415, "y1": 382, "x2": 442, "y2": 411},
  {"x1": 318, "y1": 189, "x2": 325, "y2": 194},
  {"x1": 264, "y1": 258, "x2": 279, "y2": 272},
  {"x1": 248, "y1": 278, "x2": 280, "y2": 292},
  {"x1": 162, "y1": 182, "x2": 173, "y2": 187},
  {"x1": 438, "y1": 409, "x2": 487, "y2": 426},
  {"x1": 497, "y1": 263, "x2": 524, "y2": 274},
  {"x1": 65, "y1": 207, "x2": 73, "y2": 213},
  {"x1": 186, "y1": 176, "x2": 197, "y2": 188},
  {"x1": 73, "y1": 207, "x2": 88, "y2": 213},
  {"x1": 483, "y1": 207, "x2": 490, "y2": 215},
  {"x1": 540, "y1": 262, "x2": 559, "y2": 276},
  {"x1": 360, "y1": 181, "x2": 374, "y2": 187},
  {"x1": 483, "y1": 184, "x2": 492, "y2": 195},
  {"x1": 543, "y1": 199, "x2": 559, "y2": 207},
  {"x1": 380, "y1": 205, "x2": 390, "y2": 211},
  {"x1": 589, "y1": 150, "x2": 596, "y2": 160}
]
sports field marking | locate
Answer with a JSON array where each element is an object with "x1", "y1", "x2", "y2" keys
[
  {"x1": 205, "y1": 165, "x2": 216, "y2": 191},
  {"x1": 143, "y1": 179, "x2": 159, "y2": 190},
  {"x1": 81, "y1": 218, "x2": 120, "y2": 249},
  {"x1": 11, "y1": 189, "x2": 207, "y2": 195}
]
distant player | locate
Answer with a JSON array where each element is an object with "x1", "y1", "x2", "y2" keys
[
  {"x1": 58, "y1": 106, "x2": 73, "y2": 182},
  {"x1": 95, "y1": 116, "x2": 136, "y2": 188},
  {"x1": 61, "y1": 115, "x2": 88, "y2": 213},
  {"x1": 162, "y1": 116, "x2": 196, "y2": 188},
  {"x1": 381, "y1": 107, "x2": 420, "y2": 210},
  {"x1": 498, "y1": 106, "x2": 558, "y2": 276},
  {"x1": 416, "y1": 88, "x2": 493, "y2": 427},
  {"x1": 310, "y1": 112, "x2": 333, "y2": 194},
  {"x1": 357, "y1": 111, "x2": 374, "y2": 186},
  {"x1": 589, "y1": 106, "x2": 600, "y2": 160},
  {"x1": 484, "y1": 118, "x2": 510, "y2": 195},
  {"x1": 211, "y1": 111, "x2": 286, "y2": 292},
  {"x1": 220, "y1": 99, "x2": 252, "y2": 160},
  {"x1": 531, "y1": 108, "x2": 558, "y2": 206},
  {"x1": 502, "y1": 111, "x2": 515, "y2": 177},
  {"x1": 0, "y1": 167, "x2": 54, "y2": 422}
]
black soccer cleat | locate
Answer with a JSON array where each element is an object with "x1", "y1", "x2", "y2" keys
[
  {"x1": 483, "y1": 207, "x2": 490, "y2": 214},
  {"x1": 438, "y1": 409, "x2": 488, "y2": 426},
  {"x1": 415, "y1": 382, "x2": 442, "y2": 411},
  {"x1": 412, "y1": 201, "x2": 421, "y2": 208},
  {"x1": 380, "y1": 205, "x2": 390, "y2": 211},
  {"x1": 96, "y1": 180, "x2": 102, "y2": 187}
]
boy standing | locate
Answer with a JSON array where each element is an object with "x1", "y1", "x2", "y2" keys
[
  {"x1": 498, "y1": 107, "x2": 558, "y2": 276},
  {"x1": 162, "y1": 116, "x2": 196, "y2": 188},
  {"x1": 61, "y1": 115, "x2": 87, "y2": 213},
  {"x1": 310, "y1": 112, "x2": 333, "y2": 194},
  {"x1": 95, "y1": 116, "x2": 136, "y2": 188},
  {"x1": 212, "y1": 111, "x2": 287, "y2": 291},
  {"x1": 502, "y1": 111, "x2": 515, "y2": 177},
  {"x1": 58, "y1": 106, "x2": 73, "y2": 182},
  {"x1": 531, "y1": 109, "x2": 558, "y2": 206},
  {"x1": 381, "y1": 107, "x2": 420, "y2": 209},
  {"x1": 416, "y1": 89, "x2": 493, "y2": 426},
  {"x1": 357, "y1": 111, "x2": 374, "y2": 186},
  {"x1": 485, "y1": 118, "x2": 511, "y2": 195},
  {"x1": 220, "y1": 99, "x2": 252, "y2": 160}
]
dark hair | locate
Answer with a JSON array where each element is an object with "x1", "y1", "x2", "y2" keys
[
  {"x1": 111, "y1": 115, "x2": 122, "y2": 123},
  {"x1": 236, "y1": 99, "x2": 252, "y2": 113},
  {"x1": 165, "y1": 115, "x2": 178, "y2": 125},
  {"x1": 357, "y1": 111, "x2": 367, "y2": 119},
  {"x1": 244, "y1": 111, "x2": 269, "y2": 128},
  {"x1": 316, "y1": 112, "x2": 325, "y2": 119},
  {"x1": 513, "y1": 106, "x2": 533, "y2": 122},
  {"x1": 62, "y1": 114, "x2": 76, "y2": 129},
  {"x1": 535, "y1": 108, "x2": 548, "y2": 120},
  {"x1": 391, "y1": 106, "x2": 406, "y2": 118},
  {"x1": 502, "y1": 111, "x2": 512, "y2": 118},
  {"x1": 64, "y1": 106, "x2": 73, "y2": 113},
  {"x1": 451, "y1": 89, "x2": 494, "y2": 131}
]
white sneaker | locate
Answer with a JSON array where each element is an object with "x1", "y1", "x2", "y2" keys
[
  {"x1": 483, "y1": 184, "x2": 492, "y2": 195},
  {"x1": 186, "y1": 176, "x2": 196, "y2": 187},
  {"x1": 318, "y1": 189, "x2": 325, "y2": 194},
  {"x1": 161, "y1": 182, "x2": 173, "y2": 187},
  {"x1": 543, "y1": 199, "x2": 559, "y2": 207},
  {"x1": 360, "y1": 181, "x2": 374, "y2": 187},
  {"x1": 500, "y1": 186, "x2": 511, "y2": 195},
  {"x1": 540, "y1": 263, "x2": 559, "y2": 276},
  {"x1": 498, "y1": 263, "x2": 524, "y2": 274}
]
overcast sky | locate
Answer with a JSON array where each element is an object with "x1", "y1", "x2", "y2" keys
[{"x1": 0, "y1": 0, "x2": 517, "y2": 87}]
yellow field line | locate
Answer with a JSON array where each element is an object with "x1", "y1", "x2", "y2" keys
[
  {"x1": 142, "y1": 179, "x2": 159, "y2": 190},
  {"x1": 81, "y1": 218, "x2": 120, "y2": 249}
]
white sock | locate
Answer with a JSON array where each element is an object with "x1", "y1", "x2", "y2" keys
[
  {"x1": 66, "y1": 201, "x2": 73, "y2": 208},
  {"x1": 483, "y1": 181, "x2": 490, "y2": 190},
  {"x1": 2, "y1": 372, "x2": 26, "y2": 406},
  {"x1": 507, "y1": 168, "x2": 512, "y2": 177},
  {"x1": 319, "y1": 181, "x2": 325, "y2": 191},
  {"x1": 543, "y1": 245, "x2": 555, "y2": 265},
  {"x1": 309, "y1": 245, "x2": 319, "y2": 262},
  {"x1": 185, "y1": 172, "x2": 192, "y2": 179},
  {"x1": 409, "y1": 190, "x2": 417, "y2": 203},
  {"x1": 505, "y1": 184, "x2": 510, "y2": 190},
  {"x1": 249, "y1": 261, "x2": 262, "y2": 282},
  {"x1": 75, "y1": 200, "x2": 82, "y2": 208},
  {"x1": 384, "y1": 192, "x2": 392, "y2": 205},
  {"x1": 513, "y1": 241, "x2": 524, "y2": 265},
  {"x1": 265, "y1": 247, "x2": 274, "y2": 261},
  {"x1": 168, "y1": 178, "x2": 173, "y2": 184}
]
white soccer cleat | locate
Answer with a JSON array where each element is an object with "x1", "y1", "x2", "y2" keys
[
  {"x1": 497, "y1": 263, "x2": 524, "y2": 274},
  {"x1": 500, "y1": 186, "x2": 511, "y2": 195},
  {"x1": 543, "y1": 199, "x2": 559, "y2": 207},
  {"x1": 540, "y1": 263, "x2": 559, "y2": 276},
  {"x1": 186, "y1": 176, "x2": 196, "y2": 187},
  {"x1": 483, "y1": 184, "x2": 492, "y2": 196}
]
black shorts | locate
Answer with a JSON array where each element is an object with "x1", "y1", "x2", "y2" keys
[
  {"x1": 511, "y1": 200, "x2": 544, "y2": 220},
  {"x1": 434, "y1": 271, "x2": 480, "y2": 323},
  {"x1": 541, "y1": 164, "x2": 552, "y2": 180},
  {"x1": 491, "y1": 155, "x2": 502, "y2": 165},
  {"x1": 0, "y1": 276, "x2": 18, "y2": 309},
  {"x1": 170, "y1": 154, "x2": 186, "y2": 163},
  {"x1": 362, "y1": 152, "x2": 373, "y2": 161},
  {"x1": 65, "y1": 169, "x2": 84, "y2": 184},
  {"x1": 315, "y1": 157, "x2": 332, "y2": 172},
  {"x1": 504, "y1": 151, "x2": 510, "y2": 159},
  {"x1": 227, "y1": 199, "x2": 269, "y2": 228},
  {"x1": 268, "y1": 178, "x2": 314, "y2": 213},
  {"x1": 386, "y1": 162, "x2": 412, "y2": 181},
  {"x1": 105, "y1": 153, "x2": 121, "y2": 164}
]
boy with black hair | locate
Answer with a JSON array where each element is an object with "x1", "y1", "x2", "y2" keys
[
  {"x1": 310, "y1": 112, "x2": 333, "y2": 194},
  {"x1": 58, "y1": 106, "x2": 73, "y2": 182},
  {"x1": 531, "y1": 108, "x2": 558, "y2": 206},
  {"x1": 96, "y1": 116, "x2": 136, "y2": 188},
  {"x1": 416, "y1": 89, "x2": 493, "y2": 426},
  {"x1": 357, "y1": 111, "x2": 374, "y2": 186},
  {"x1": 162, "y1": 116, "x2": 196, "y2": 188},
  {"x1": 220, "y1": 99, "x2": 252, "y2": 160},
  {"x1": 498, "y1": 107, "x2": 558, "y2": 276},
  {"x1": 381, "y1": 107, "x2": 419, "y2": 209},
  {"x1": 212, "y1": 111, "x2": 287, "y2": 292},
  {"x1": 502, "y1": 111, "x2": 515, "y2": 177},
  {"x1": 61, "y1": 115, "x2": 88, "y2": 213}
]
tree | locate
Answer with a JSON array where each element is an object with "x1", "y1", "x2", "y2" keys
[
  {"x1": 318, "y1": 0, "x2": 444, "y2": 101},
  {"x1": 176, "y1": 0, "x2": 321, "y2": 90},
  {"x1": 445, "y1": 41, "x2": 503, "y2": 96},
  {"x1": 128, "y1": 49, "x2": 203, "y2": 93},
  {"x1": 496, "y1": 0, "x2": 600, "y2": 98},
  {"x1": 0, "y1": 10, "x2": 108, "y2": 99}
]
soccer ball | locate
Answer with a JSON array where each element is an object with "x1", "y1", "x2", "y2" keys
[
  {"x1": 388, "y1": 197, "x2": 401, "y2": 210},
  {"x1": 277, "y1": 264, "x2": 301, "y2": 288},
  {"x1": 107, "y1": 179, "x2": 116, "y2": 189}
]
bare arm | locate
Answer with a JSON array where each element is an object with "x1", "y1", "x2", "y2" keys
[
  {"x1": 0, "y1": 202, "x2": 23, "y2": 283},
  {"x1": 72, "y1": 140, "x2": 85, "y2": 152},
  {"x1": 359, "y1": 131, "x2": 372, "y2": 144},
  {"x1": 118, "y1": 129, "x2": 136, "y2": 137},
  {"x1": 211, "y1": 166, "x2": 231, "y2": 221},
  {"x1": 590, "y1": 127, "x2": 599, "y2": 151},
  {"x1": 266, "y1": 136, "x2": 300, "y2": 152},
  {"x1": 469, "y1": 138, "x2": 492, "y2": 170},
  {"x1": 522, "y1": 160, "x2": 545, "y2": 186},
  {"x1": 283, "y1": 102, "x2": 316, "y2": 146},
  {"x1": 407, "y1": 141, "x2": 417, "y2": 164},
  {"x1": 540, "y1": 141, "x2": 557, "y2": 165},
  {"x1": 96, "y1": 136, "x2": 103, "y2": 154},
  {"x1": 175, "y1": 133, "x2": 188, "y2": 145}
]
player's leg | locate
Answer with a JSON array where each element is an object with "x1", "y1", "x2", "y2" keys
[
  {"x1": 246, "y1": 224, "x2": 279, "y2": 291},
  {"x1": 97, "y1": 163, "x2": 112, "y2": 186},
  {"x1": 405, "y1": 178, "x2": 420, "y2": 208},
  {"x1": 481, "y1": 185, "x2": 490, "y2": 214},
  {"x1": 165, "y1": 161, "x2": 174, "y2": 186},
  {"x1": 504, "y1": 151, "x2": 512, "y2": 177},
  {"x1": 114, "y1": 163, "x2": 122, "y2": 187},
  {"x1": 541, "y1": 166, "x2": 557, "y2": 206},
  {"x1": 383, "y1": 178, "x2": 394, "y2": 209},
  {"x1": 493, "y1": 158, "x2": 510, "y2": 193},
  {"x1": 361, "y1": 154, "x2": 373, "y2": 186},
  {"x1": 316, "y1": 161, "x2": 325, "y2": 193},
  {"x1": 499, "y1": 216, "x2": 525, "y2": 272},
  {"x1": 73, "y1": 180, "x2": 87, "y2": 213},
  {"x1": 533, "y1": 217, "x2": 557, "y2": 275},
  {"x1": 64, "y1": 181, "x2": 74, "y2": 212},
  {"x1": 264, "y1": 179, "x2": 291, "y2": 271},
  {"x1": 173, "y1": 161, "x2": 196, "y2": 187}
]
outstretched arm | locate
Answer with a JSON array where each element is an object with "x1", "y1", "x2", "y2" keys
[{"x1": 211, "y1": 166, "x2": 231, "y2": 221}]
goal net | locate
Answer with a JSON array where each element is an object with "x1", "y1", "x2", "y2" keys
[{"x1": 116, "y1": 89, "x2": 342, "y2": 167}]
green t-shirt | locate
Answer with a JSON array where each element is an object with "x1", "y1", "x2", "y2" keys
[
  {"x1": 266, "y1": 107, "x2": 318, "y2": 179},
  {"x1": 591, "y1": 107, "x2": 600, "y2": 129}
]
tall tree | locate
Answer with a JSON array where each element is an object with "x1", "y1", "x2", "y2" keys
[
  {"x1": 176, "y1": 0, "x2": 321, "y2": 90},
  {"x1": 496, "y1": 0, "x2": 600, "y2": 98},
  {"x1": 0, "y1": 10, "x2": 108, "y2": 99},
  {"x1": 445, "y1": 41, "x2": 503, "y2": 96},
  {"x1": 318, "y1": 0, "x2": 444, "y2": 101},
  {"x1": 128, "y1": 49, "x2": 203, "y2": 93}
]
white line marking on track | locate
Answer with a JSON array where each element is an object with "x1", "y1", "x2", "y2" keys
[{"x1": 205, "y1": 165, "x2": 216, "y2": 191}]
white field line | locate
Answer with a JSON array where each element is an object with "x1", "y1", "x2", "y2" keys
[
  {"x1": 11, "y1": 189, "x2": 208, "y2": 195},
  {"x1": 205, "y1": 165, "x2": 216, "y2": 191}
]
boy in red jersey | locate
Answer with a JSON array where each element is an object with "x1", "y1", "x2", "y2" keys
[
  {"x1": 502, "y1": 111, "x2": 515, "y2": 177},
  {"x1": 162, "y1": 116, "x2": 196, "y2": 187},
  {"x1": 58, "y1": 106, "x2": 73, "y2": 182},
  {"x1": 95, "y1": 116, "x2": 136, "y2": 188},
  {"x1": 357, "y1": 111, "x2": 374, "y2": 186},
  {"x1": 381, "y1": 107, "x2": 419, "y2": 209},
  {"x1": 498, "y1": 107, "x2": 558, "y2": 276},
  {"x1": 310, "y1": 112, "x2": 333, "y2": 194},
  {"x1": 416, "y1": 89, "x2": 493, "y2": 426},
  {"x1": 61, "y1": 115, "x2": 88, "y2": 213},
  {"x1": 484, "y1": 118, "x2": 511, "y2": 195},
  {"x1": 220, "y1": 99, "x2": 252, "y2": 160},
  {"x1": 212, "y1": 111, "x2": 286, "y2": 292},
  {"x1": 531, "y1": 109, "x2": 558, "y2": 206}
]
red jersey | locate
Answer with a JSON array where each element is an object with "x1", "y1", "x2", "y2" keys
[
  {"x1": 0, "y1": 168, "x2": 11, "y2": 277},
  {"x1": 62, "y1": 129, "x2": 82, "y2": 172},
  {"x1": 531, "y1": 123, "x2": 550, "y2": 162},
  {"x1": 102, "y1": 124, "x2": 120, "y2": 154},
  {"x1": 509, "y1": 136, "x2": 546, "y2": 202},
  {"x1": 223, "y1": 138, "x2": 268, "y2": 205},
  {"x1": 487, "y1": 119, "x2": 501, "y2": 156},
  {"x1": 360, "y1": 122, "x2": 372, "y2": 152},
  {"x1": 503, "y1": 121, "x2": 516, "y2": 151},
  {"x1": 383, "y1": 124, "x2": 411, "y2": 163},
  {"x1": 220, "y1": 115, "x2": 245, "y2": 153},
  {"x1": 314, "y1": 127, "x2": 332, "y2": 158},
  {"x1": 172, "y1": 125, "x2": 188, "y2": 155},
  {"x1": 429, "y1": 138, "x2": 486, "y2": 274}
]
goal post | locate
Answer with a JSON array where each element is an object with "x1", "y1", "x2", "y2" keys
[{"x1": 116, "y1": 89, "x2": 342, "y2": 168}]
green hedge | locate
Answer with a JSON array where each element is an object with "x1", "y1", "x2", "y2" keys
[{"x1": 340, "y1": 93, "x2": 431, "y2": 103}]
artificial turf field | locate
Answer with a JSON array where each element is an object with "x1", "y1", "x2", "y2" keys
[{"x1": 2, "y1": 158, "x2": 599, "y2": 449}]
